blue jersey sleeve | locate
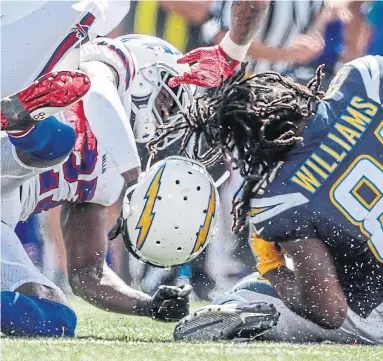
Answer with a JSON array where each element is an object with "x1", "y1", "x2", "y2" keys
[
  {"x1": 251, "y1": 55, "x2": 383, "y2": 243},
  {"x1": 249, "y1": 164, "x2": 318, "y2": 243}
]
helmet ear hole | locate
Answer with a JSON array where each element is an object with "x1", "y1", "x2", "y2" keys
[{"x1": 156, "y1": 241, "x2": 161, "y2": 245}]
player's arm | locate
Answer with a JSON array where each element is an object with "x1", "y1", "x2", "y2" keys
[
  {"x1": 229, "y1": 1, "x2": 268, "y2": 47},
  {"x1": 61, "y1": 202, "x2": 151, "y2": 314},
  {"x1": 250, "y1": 232, "x2": 304, "y2": 313},
  {"x1": 264, "y1": 238, "x2": 348, "y2": 329},
  {"x1": 159, "y1": 1, "x2": 211, "y2": 24},
  {"x1": 79, "y1": 61, "x2": 142, "y2": 175},
  {"x1": 61, "y1": 202, "x2": 191, "y2": 320},
  {"x1": 342, "y1": 1, "x2": 370, "y2": 63},
  {"x1": 169, "y1": 1, "x2": 268, "y2": 88}
]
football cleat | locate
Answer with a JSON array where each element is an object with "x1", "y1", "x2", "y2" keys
[
  {"x1": 1, "y1": 70, "x2": 91, "y2": 132},
  {"x1": 174, "y1": 302, "x2": 279, "y2": 342}
]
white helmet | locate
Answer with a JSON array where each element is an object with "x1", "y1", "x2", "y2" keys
[
  {"x1": 109, "y1": 156, "x2": 220, "y2": 268},
  {"x1": 117, "y1": 34, "x2": 196, "y2": 148}
]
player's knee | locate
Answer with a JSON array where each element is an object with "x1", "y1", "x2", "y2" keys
[
  {"x1": 211, "y1": 293, "x2": 249, "y2": 306},
  {"x1": 1, "y1": 291, "x2": 77, "y2": 337},
  {"x1": 231, "y1": 276, "x2": 279, "y2": 298},
  {"x1": 8, "y1": 116, "x2": 76, "y2": 161}
]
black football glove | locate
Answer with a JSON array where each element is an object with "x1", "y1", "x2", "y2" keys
[{"x1": 148, "y1": 284, "x2": 193, "y2": 322}]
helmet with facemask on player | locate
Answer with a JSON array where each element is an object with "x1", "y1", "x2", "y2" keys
[
  {"x1": 80, "y1": 34, "x2": 195, "y2": 149},
  {"x1": 117, "y1": 34, "x2": 196, "y2": 149},
  {"x1": 108, "y1": 156, "x2": 220, "y2": 268}
]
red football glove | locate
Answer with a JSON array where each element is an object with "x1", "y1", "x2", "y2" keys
[
  {"x1": 64, "y1": 101, "x2": 96, "y2": 152},
  {"x1": 73, "y1": 112, "x2": 96, "y2": 152},
  {"x1": 168, "y1": 45, "x2": 240, "y2": 89}
]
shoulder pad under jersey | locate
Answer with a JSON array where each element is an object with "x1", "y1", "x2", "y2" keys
[{"x1": 81, "y1": 37, "x2": 136, "y2": 97}]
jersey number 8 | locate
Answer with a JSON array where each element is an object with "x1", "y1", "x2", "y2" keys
[{"x1": 330, "y1": 155, "x2": 383, "y2": 262}]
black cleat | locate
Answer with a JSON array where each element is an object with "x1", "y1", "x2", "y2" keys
[{"x1": 174, "y1": 302, "x2": 280, "y2": 342}]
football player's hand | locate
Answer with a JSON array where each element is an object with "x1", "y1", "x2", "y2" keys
[
  {"x1": 251, "y1": 233, "x2": 285, "y2": 276},
  {"x1": 74, "y1": 114, "x2": 96, "y2": 152},
  {"x1": 168, "y1": 45, "x2": 240, "y2": 89},
  {"x1": 285, "y1": 30, "x2": 325, "y2": 65},
  {"x1": 148, "y1": 284, "x2": 193, "y2": 322},
  {"x1": 65, "y1": 102, "x2": 96, "y2": 152}
]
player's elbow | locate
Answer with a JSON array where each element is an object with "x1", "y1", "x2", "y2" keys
[
  {"x1": 309, "y1": 304, "x2": 347, "y2": 329},
  {"x1": 68, "y1": 270, "x2": 83, "y2": 297},
  {"x1": 68, "y1": 267, "x2": 98, "y2": 298}
]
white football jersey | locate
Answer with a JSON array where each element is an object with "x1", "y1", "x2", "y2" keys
[
  {"x1": 19, "y1": 49, "x2": 140, "y2": 220},
  {"x1": 1, "y1": 0, "x2": 131, "y2": 96},
  {"x1": 19, "y1": 109, "x2": 126, "y2": 221},
  {"x1": 20, "y1": 140, "x2": 125, "y2": 221}
]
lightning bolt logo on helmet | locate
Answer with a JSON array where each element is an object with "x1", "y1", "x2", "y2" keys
[
  {"x1": 135, "y1": 164, "x2": 166, "y2": 249},
  {"x1": 193, "y1": 183, "x2": 216, "y2": 253}
]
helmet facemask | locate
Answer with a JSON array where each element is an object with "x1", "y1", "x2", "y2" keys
[{"x1": 131, "y1": 61, "x2": 195, "y2": 149}]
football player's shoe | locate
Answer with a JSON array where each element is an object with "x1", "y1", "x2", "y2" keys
[
  {"x1": 1, "y1": 70, "x2": 90, "y2": 132},
  {"x1": 174, "y1": 302, "x2": 279, "y2": 342}
]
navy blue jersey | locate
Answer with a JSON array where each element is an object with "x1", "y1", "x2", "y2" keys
[{"x1": 250, "y1": 56, "x2": 383, "y2": 317}]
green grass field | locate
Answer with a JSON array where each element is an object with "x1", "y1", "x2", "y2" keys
[{"x1": 2, "y1": 297, "x2": 383, "y2": 361}]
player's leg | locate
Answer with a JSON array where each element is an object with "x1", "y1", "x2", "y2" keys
[
  {"x1": 1, "y1": 1, "x2": 90, "y2": 96},
  {"x1": 1, "y1": 71, "x2": 90, "y2": 195},
  {"x1": 0, "y1": 221, "x2": 77, "y2": 337},
  {"x1": 228, "y1": 280, "x2": 383, "y2": 345},
  {"x1": 1, "y1": 1, "x2": 130, "y2": 96},
  {"x1": 174, "y1": 274, "x2": 326, "y2": 342},
  {"x1": 1, "y1": 291, "x2": 77, "y2": 337},
  {"x1": 356, "y1": 302, "x2": 383, "y2": 345},
  {"x1": 174, "y1": 295, "x2": 279, "y2": 341},
  {"x1": 1, "y1": 70, "x2": 90, "y2": 131},
  {"x1": 320, "y1": 302, "x2": 383, "y2": 345},
  {"x1": 219, "y1": 283, "x2": 327, "y2": 343},
  {"x1": 15, "y1": 216, "x2": 44, "y2": 271},
  {"x1": 174, "y1": 274, "x2": 279, "y2": 342}
]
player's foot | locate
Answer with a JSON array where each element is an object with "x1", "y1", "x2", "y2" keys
[
  {"x1": 1, "y1": 70, "x2": 91, "y2": 133},
  {"x1": 174, "y1": 302, "x2": 279, "y2": 342}
]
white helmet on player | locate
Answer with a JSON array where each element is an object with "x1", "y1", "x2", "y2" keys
[
  {"x1": 117, "y1": 34, "x2": 196, "y2": 149},
  {"x1": 109, "y1": 156, "x2": 220, "y2": 268}
]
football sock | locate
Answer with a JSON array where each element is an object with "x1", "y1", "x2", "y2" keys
[{"x1": 8, "y1": 116, "x2": 75, "y2": 161}]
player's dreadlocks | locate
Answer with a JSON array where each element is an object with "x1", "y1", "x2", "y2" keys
[{"x1": 148, "y1": 64, "x2": 325, "y2": 233}]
